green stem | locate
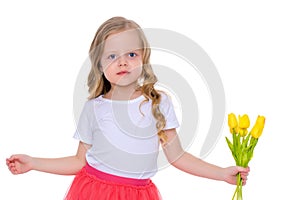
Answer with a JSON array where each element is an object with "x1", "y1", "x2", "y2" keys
[
  {"x1": 237, "y1": 173, "x2": 243, "y2": 200},
  {"x1": 232, "y1": 173, "x2": 243, "y2": 200},
  {"x1": 232, "y1": 185, "x2": 238, "y2": 200}
]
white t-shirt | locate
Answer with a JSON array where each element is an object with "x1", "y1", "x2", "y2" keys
[{"x1": 73, "y1": 92, "x2": 179, "y2": 179}]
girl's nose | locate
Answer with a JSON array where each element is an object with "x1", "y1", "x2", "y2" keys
[{"x1": 118, "y1": 55, "x2": 128, "y2": 67}]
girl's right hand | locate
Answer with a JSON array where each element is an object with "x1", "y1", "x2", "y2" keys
[{"x1": 6, "y1": 154, "x2": 33, "y2": 175}]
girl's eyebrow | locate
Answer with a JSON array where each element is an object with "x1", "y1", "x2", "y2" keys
[
  {"x1": 103, "y1": 49, "x2": 142, "y2": 55},
  {"x1": 103, "y1": 50, "x2": 118, "y2": 55}
]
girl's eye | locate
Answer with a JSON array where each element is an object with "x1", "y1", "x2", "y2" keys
[
  {"x1": 108, "y1": 54, "x2": 117, "y2": 59},
  {"x1": 128, "y1": 52, "x2": 137, "y2": 58}
]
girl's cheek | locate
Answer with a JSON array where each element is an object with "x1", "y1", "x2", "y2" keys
[
  {"x1": 133, "y1": 60, "x2": 143, "y2": 69},
  {"x1": 102, "y1": 64, "x2": 112, "y2": 73}
]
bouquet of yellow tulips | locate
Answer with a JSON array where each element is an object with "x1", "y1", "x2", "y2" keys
[{"x1": 226, "y1": 113, "x2": 265, "y2": 200}]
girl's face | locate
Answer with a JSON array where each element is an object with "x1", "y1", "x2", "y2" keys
[{"x1": 101, "y1": 30, "x2": 143, "y2": 89}]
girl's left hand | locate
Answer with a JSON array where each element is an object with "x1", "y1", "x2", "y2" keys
[{"x1": 223, "y1": 166, "x2": 250, "y2": 186}]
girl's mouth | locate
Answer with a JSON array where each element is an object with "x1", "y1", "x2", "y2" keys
[{"x1": 117, "y1": 70, "x2": 129, "y2": 75}]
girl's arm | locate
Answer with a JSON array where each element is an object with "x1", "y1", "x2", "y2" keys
[
  {"x1": 6, "y1": 141, "x2": 91, "y2": 175},
  {"x1": 163, "y1": 129, "x2": 249, "y2": 185}
]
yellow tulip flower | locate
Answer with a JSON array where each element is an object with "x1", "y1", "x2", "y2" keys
[
  {"x1": 228, "y1": 113, "x2": 238, "y2": 133},
  {"x1": 250, "y1": 115, "x2": 265, "y2": 138},
  {"x1": 250, "y1": 124, "x2": 262, "y2": 139},
  {"x1": 255, "y1": 115, "x2": 265, "y2": 129},
  {"x1": 238, "y1": 114, "x2": 250, "y2": 129},
  {"x1": 238, "y1": 128, "x2": 248, "y2": 137}
]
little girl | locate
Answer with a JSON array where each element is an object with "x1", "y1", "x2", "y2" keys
[{"x1": 6, "y1": 16, "x2": 249, "y2": 199}]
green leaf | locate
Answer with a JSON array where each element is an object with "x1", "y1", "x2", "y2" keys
[{"x1": 226, "y1": 137, "x2": 233, "y2": 151}]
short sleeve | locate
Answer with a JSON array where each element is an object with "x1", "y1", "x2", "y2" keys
[
  {"x1": 73, "y1": 101, "x2": 93, "y2": 144},
  {"x1": 160, "y1": 93, "x2": 180, "y2": 130}
]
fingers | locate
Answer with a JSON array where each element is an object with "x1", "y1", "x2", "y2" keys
[
  {"x1": 6, "y1": 155, "x2": 21, "y2": 175},
  {"x1": 6, "y1": 159, "x2": 16, "y2": 174},
  {"x1": 6, "y1": 154, "x2": 21, "y2": 163},
  {"x1": 237, "y1": 166, "x2": 250, "y2": 186},
  {"x1": 236, "y1": 166, "x2": 250, "y2": 173},
  {"x1": 6, "y1": 155, "x2": 19, "y2": 165},
  {"x1": 229, "y1": 166, "x2": 250, "y2": 186},
  {"x1": 242, "y1": 179, "x2": 247, "y2": 186},
  {"x1": 240, "y1": 172, "x2": 248, "y2": 184}
]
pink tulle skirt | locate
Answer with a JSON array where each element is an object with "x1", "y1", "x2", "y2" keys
[{"x1": 64, "y1": 164, "x2": 162, "y2": 200}]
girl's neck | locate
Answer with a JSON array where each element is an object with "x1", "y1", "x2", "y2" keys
[{"x1": 104, "y1": 86, "x2": 142, "y2": 101}]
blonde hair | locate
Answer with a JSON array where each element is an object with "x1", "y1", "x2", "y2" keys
[{"x1": 87, "y1": 16, "x2": 167, "y2": 143}]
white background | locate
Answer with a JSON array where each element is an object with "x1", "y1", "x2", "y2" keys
[{"x1": 1, "y1": 0, "x2": 299, "y2": 199}]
